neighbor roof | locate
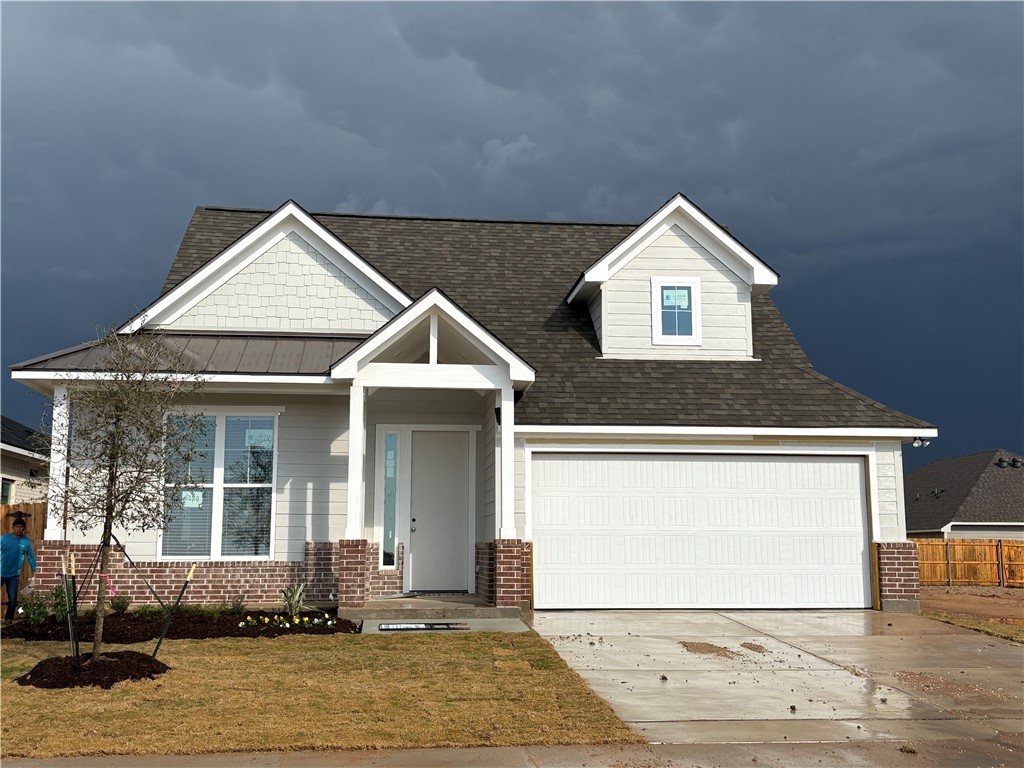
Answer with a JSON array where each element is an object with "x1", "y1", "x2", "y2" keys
[
  {"x1": 905, "y1": 449, "x2": 1024, "y2": 531},
  {"x1": 1, "y1": 416, "x2": 48, "y2": 456},
  {"x1": 16, "y1": 205, "x2": 935, "y2": 430}
]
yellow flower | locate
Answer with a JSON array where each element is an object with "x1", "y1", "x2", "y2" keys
[{"x1": 304, "y1": 617, "x2": 309, "y2": 622}]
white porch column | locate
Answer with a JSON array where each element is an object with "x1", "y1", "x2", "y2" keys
[
  {"x1": 344, "y1": 385, "x2": 366, "y2": 540},
  {"x1": 45, "y1": 384, "x2": 69, "y2": 540},
  {"x1": 499, "y1": 386, "x2": 516, "y2": 539}
]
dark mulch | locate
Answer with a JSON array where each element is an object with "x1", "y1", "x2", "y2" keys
[
  {"x1": 17, "y1": 650, "x2": 170, "y2": 689},
  {"x1": 2, "y1": 610, "x2": 360, "y2": 644}
]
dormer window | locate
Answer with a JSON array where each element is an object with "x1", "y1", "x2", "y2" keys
[{"x1": 652, "y1": 277, "x2": 702, "y2": 346}]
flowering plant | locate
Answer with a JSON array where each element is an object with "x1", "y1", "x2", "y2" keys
[{"x1": 238, "y1": 612, "x2": 337, "y2": 630}]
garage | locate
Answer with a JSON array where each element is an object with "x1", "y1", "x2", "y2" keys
[{"x1": 531, "y1": 453, "x2": 872, "y2": 609}]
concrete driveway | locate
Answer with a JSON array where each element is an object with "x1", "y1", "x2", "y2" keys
[{"x1": 534, "y1": 610, "x2": 1023, "y2": 748}]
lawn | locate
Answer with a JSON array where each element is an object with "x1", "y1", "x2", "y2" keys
[
  {"x1": 1, "y1": 631, "x2": 644, "y2": 759},
  {"x1": 922, "y1": 609, "x2": 1024, "y2": 643}
]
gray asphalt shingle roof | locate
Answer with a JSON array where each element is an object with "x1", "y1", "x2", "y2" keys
[
  {"x1": 1, "y1": 416, "x2": 48, "y2": 456},
  {"x1": 17, "y1": 204, "x2": 934, "y2": 430},
  {"x1": 905, "y1": 449, "x2": 1024, "y2": 531}
]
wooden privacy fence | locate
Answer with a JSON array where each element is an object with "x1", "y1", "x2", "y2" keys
[
  {"x1": 914, "y1": 538, "x2": 1024, "y2": 588},
  {"x1": 1, "y1": 502, "x2": 48, "y2": 607}
]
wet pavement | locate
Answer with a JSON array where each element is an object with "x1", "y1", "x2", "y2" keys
[{"x1": 533, "y1": 609, "x2": 1024, "y2": 750}]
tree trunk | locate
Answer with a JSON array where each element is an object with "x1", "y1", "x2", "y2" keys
[{"x1": 91, "y1": 509, "x2": 114, "y2": 660}]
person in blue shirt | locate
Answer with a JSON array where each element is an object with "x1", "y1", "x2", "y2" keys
[{"x1": 2, "y1": 518, "x2": 37, "y2": 623}]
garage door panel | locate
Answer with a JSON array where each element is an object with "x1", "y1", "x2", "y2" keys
[{"x1": 532, "y1": 454, "x2": 871, "y2": 609}]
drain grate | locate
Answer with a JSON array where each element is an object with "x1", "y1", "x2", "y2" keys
[{"x1": 378, "y1": 622, "x2": 470, "y2": 632}]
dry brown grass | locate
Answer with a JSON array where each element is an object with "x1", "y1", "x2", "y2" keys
[
  {"x1": 922, "y1": 610, "x2": 1024, "y2": 643},
  {"x1": 1, "y1": 632, "x2": 643, "y2": 759}
]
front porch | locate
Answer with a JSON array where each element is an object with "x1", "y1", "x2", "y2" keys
[{"x1": 335, "y1": 290, "x2": 536, "y2": 610}]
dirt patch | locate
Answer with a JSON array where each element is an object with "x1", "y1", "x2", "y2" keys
[
  {"x1": 894, "y1": 670, "x2": 1018, "y2": 704},
  {"x1": 921, "y1": 586, "x2": 1024, "y2": 624},
  {"x1": 1, "y1": 610, "x2": 359, "y2": 644},
  {"x1": 741, "y1": 642, "x2": 767, "y2": 654},
  {"x1": 679, "y1": 641, "x2": 737, "y2": 659},
  {"x1": 16, "y1": 651, "x2": 169, "y2": 689}
]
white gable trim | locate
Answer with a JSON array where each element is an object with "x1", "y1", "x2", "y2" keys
[
  {"x1": 567, "y1": 193, "x2": 779, "y2": 304},
  {"x1": 331, "y1": 289, "x2": 535, "y2": 384},
  {"x1": 119, "y1": 201, "x2": 412, "y2": 333}
]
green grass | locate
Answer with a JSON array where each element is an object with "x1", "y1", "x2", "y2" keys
[{"x1": 923, "y1": 610, "x2": 1024, "y2": 643}]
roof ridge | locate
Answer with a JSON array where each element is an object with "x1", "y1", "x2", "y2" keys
[
  {"x1": 197, "y1": 205, "x2": 639, "y2": 229},
  {"x1": 795, "y1": 365, "x2": 933, "y2": 428}
]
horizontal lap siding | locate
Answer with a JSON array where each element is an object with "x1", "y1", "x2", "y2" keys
[
  {"x1": 604, "y1": 226, "x2": 753, "y2": 359},
  {"x1": 53, "y1": 394, "x2": 348, "y2": 563}
]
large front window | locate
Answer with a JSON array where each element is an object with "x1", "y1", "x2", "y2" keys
[{"x1": 163, "y1": 414, "x2": 277, "y2": 559}]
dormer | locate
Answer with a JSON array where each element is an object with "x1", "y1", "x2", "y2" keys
[{"x1": 567, "y1": 194, "x2": 778, "y2": 360}]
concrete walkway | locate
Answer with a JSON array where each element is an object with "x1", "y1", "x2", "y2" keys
[{"x1": 534, "y1": 610, "x2": 1023, "y2": 750}]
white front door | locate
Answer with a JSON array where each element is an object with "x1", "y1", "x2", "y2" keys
[{"x1": 408, "y1": 430, "x2": 470, "y2": 591}]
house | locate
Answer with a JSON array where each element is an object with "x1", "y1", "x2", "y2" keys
[
  {"x1": 11, "y1": 195, "x2": 937, "y2": 612},
  {"x1": 1, "y1": 415, "x2": 48, "y2": 506},
  {"x1": 905, "y1": 449, "x2": 1024, "y2": 540}
]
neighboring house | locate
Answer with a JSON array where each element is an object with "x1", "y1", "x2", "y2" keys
[
  {"x1": 0, "y1": 416, "x2": 48, "y2": 506},
  {"x1": 905, "y1": 449, "x2": 1024, "y2": 540},
  {"x1": 12, "y1": 195, "x2": 937, "y2": 612}
]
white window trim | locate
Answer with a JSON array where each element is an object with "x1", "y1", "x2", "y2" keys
[
  {"x1": 651, "y1": 276, "x2": 702, "y2": 346},
  {"x1": 158, "y1": 412, "x2": 280, "y2": 562}
]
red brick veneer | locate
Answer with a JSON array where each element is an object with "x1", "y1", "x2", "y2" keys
[
  {"x1": 877, "y1": 541, "x2": 920, "y2": 611},
  {"x1": 494, "y1": 539, "x2": 532, "y2": 608},
  {"x1": 32, "y1": 540, "x2": 342, "y2": 607},
  {"x1": 366, "y1": 542, "x2": 404, "y2": 598}
]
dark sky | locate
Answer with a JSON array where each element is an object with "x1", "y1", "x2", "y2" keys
[{"x1": 2, "y1": 2, "x2": 1021, "y2": 472}]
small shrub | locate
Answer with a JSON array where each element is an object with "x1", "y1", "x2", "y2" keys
[
  {"x1": 226, "y1": 593, "x2": 247, "y2": 617},
  {"x1": 282, "y1": 583, "x2": 311, "y2": 615},
  {"x1": 50, "y1": 584, "x2": 70, "y2": 623},
  {"x1": 110, "y1": 595, "x2": 132, "y2": 614},
  {"x1": 79, "y1": 608, "x2": 97, "y2": 623},
  {"x1": 178, "y1": 603, "x2": 221, "y2": 620},
  {"x1": 19, "y1": 592, "x2": 51, "y2": 626},
  {"x1": 132, "y1": 604, "x2": 164, "y2": 620}
]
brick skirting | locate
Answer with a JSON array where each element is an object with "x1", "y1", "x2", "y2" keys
[
  {"x1": 366, "y1": 542, "x2": 404, "y2": 598},
  {"x1": 33, "y1": 540, "x2": 343, "y2": 608},
  {"x1": 494, "y1": 539, "x2": 532, "y2": 609},
  {"x1": 877, "y1": 541, "x2": 920, "y2": 612}
]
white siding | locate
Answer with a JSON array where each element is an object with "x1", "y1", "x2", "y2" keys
[
  {"x1": 364, "y1": 389, "x2": 485, "y2": 535},
  {"x1": 166, "y1": 233, "x2": 396, "y2": 333},
  {"x1": 873, "y1": 441, "x2": 906, "y2": 541},
  {"x1": 514, "y1": 438, "x2": 527, "y2": 538},
  {"x1": 603, "y1": 225, "x2": 754, "y2": 360},
  {"x1": 481, "y1": 391, "x2": 496, "y2": 541},
  {"x1": 0, "y1": 451, "x2": 47, "y2": 504}
]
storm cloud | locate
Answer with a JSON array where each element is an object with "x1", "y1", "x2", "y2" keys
[{"x1": 2, "y1": 2, "x2": 1021, "y2": 468}]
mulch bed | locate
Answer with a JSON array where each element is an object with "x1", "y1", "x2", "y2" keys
[
  {"x1": 16, "y1": 651, "x2": 170, "y2": 690},
  {"x1": 2, "y1": 610, "x2": 360, "y2": 644}
]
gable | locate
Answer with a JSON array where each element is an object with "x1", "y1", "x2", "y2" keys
[
  {"x1": 163, "y1": 232, "x2": 396, "y2": 334},
  {"x1": 599, "y1": 222, "x2": 754, "y2": 360},
  {"x1": 120, "y1": 200, "x2": 411, "y2": 335}
]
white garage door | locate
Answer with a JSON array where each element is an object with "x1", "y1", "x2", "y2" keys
[{"x1": 531, "y1": 454, "x2": 871, "y2": 609}]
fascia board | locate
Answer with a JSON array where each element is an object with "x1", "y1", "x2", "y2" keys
[
  {"x1": 1, "y1": 443, "x2": 48, "y2": 462},
  {"x1": 517, "y1": 425, "x2": 940, "y2": 439},
  {"x1": 119, "y1": 202, "x2": 411, "y2": 333},
  {"x1": 11, "y1": 370, "x2": 333, "y2": 385}
]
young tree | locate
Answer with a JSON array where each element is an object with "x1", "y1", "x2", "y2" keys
[{"x1": 47, "y1": 330, "x2": 207, "y2": 659}]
